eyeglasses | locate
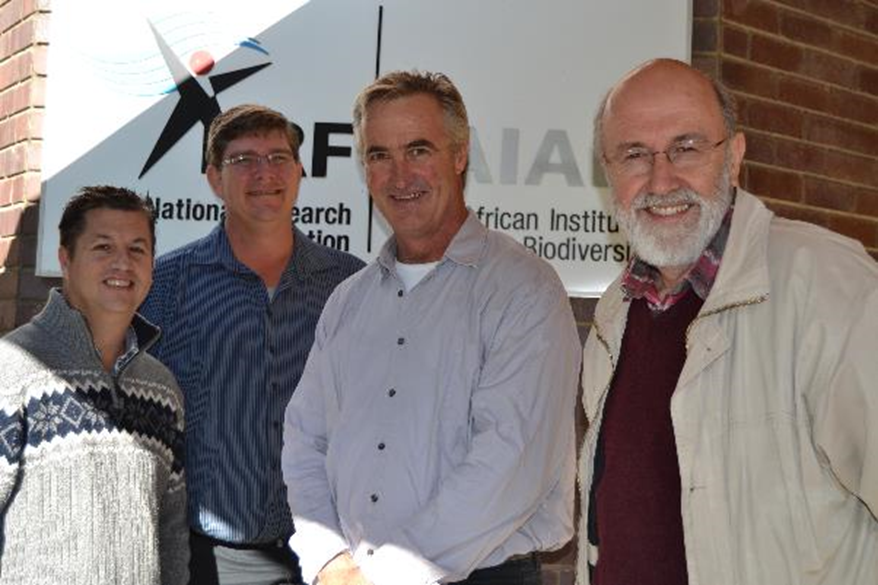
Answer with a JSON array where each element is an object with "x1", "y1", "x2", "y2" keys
[
  {"x1": 604, "y1": 137, "x2": 727, "y2": 178},
  {"x1": 221, "y1": 151, "x2": 297, "y2": 171}
]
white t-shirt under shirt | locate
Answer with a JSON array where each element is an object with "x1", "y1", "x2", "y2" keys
[{"x1": 395, "y1": 260, "x2": 440, "y2": 292}]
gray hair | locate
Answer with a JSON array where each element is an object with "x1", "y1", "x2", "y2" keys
[{"x1": 352, "y1": 70, "x2": 470, "y2": 162}]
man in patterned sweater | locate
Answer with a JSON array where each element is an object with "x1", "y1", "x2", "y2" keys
[{"x1": 0, "y1": 186, "x2": 188, "y2": 584}]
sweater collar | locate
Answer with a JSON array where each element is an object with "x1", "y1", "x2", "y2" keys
[{"x1": 34, "y1": 288, "x2": 160, "y2": 372}]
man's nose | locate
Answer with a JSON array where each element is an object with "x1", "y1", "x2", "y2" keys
[
  {"x1": 645, "y1": 152, "x2": 681, "y2": 196},
  {"x1": 110, "y1": 249, "x2": 133, "y2": 269},
  {"x1": 389, "y1": 155, "x2": 413, "y2": 186}
]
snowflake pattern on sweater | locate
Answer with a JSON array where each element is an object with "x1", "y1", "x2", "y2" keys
[{"x1": 0, "y1": 289, "x2": 188, "y2": 585}]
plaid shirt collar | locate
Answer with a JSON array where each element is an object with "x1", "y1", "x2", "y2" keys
[{"x1": 621, "y1": 197, "x2": 735, "y2": 312}]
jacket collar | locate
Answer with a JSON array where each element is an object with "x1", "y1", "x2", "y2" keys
[
  {"x1": 699, "y1": 189, "x2": 771, "y2": 313},
  {"x1": 594, "y1": 189, "x2": 773, "y2": 354}
]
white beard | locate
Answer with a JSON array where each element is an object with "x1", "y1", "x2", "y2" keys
[{"x1": 614, "y1": 160, "x2": 733, "y2": 268}]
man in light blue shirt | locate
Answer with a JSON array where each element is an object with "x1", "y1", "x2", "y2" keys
[{"x1": 283, "y1": 71, "x2": 581, "y2": 585}]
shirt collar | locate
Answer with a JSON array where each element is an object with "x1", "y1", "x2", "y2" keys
[
  {"x1": 112, "y1": 327, "x2": 139, "y2": 376},
  {"x1": 621, "y1": 196, "x2": 735, "y2": 312},
  {"x1": 377, "y1": 208, "x2": 487, "y2": 275},
  {"x1": 192, "y1": 222, "x2": 336, "y2": 285}
]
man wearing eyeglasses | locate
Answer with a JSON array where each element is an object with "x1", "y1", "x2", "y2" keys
[
  {"x1": 141, "y1": 104, "x2": 364, "y2": 585},
  {"x1": 282, "y1": 71, "x2": 581, "y2": 585},
  {"x1": 577, "y1": 59, "x2": 878, "y2": 585}
]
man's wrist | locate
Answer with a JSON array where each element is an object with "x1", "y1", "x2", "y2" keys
[
  {"x1": 317, "y1": 550, "x2": 356, "y2": 580},
  {"x1": 357, "y1": 541, "x2": 445, "y2": 585}
]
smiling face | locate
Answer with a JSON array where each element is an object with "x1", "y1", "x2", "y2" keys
[
  {"x1": 362, "y1": 93, "x2": 469, "y2": 263},
  {"x1": 206, "y1": 129, "x2": 303, "y2": 235},
  {"x1": 600, "y1": 60, "x2": 746, "y2": 273},
  {"x1": 59, "y1": 208, "x2": 154, "y2": 324}
]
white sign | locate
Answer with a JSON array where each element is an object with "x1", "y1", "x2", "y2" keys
[{"x1": 38, "y1": 0, "x2": 691, "y2": 296}]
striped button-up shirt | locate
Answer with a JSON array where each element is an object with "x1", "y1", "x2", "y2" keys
[{"x1": 141, "y1": 223, "x2": 363, "y2": 544}]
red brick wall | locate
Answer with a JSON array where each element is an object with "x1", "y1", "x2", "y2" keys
[
  {"x1": 693, "y1": 0, "x2": 878, "y2": 260},
  {"x1": 0, "y1": 0, "x2": 51, "y2": 331}
]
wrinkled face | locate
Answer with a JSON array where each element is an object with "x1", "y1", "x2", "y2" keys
[
  {"x1": 206, "y1": 129, "x2": 302, "y2": 233},
  {"x1": 601, "y1": 63, "x2": 745, "y2": 268},
  {"x1": 361, "y1": 93, "x2": 469, "y2": 262},
  {"x1": 59, "y1": 208, "x2": 153, "y2": 322}
]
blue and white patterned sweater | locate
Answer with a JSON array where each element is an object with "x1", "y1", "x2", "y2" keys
[{"x1": 0, "y1": 289, "x2": 188, "y2": 585}]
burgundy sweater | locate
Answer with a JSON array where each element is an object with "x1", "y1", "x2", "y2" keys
[{"x1": 590, "y1": 289, "x2": 704, "y2": 585}]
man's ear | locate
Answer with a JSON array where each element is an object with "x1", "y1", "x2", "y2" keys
[
  {"x1": 206, "y1": 164, "x2": 225, "y2": 199},
  {"x1": 58, "y1": 246, "x2": 70, "y2": 279},
  {"x1": 728, "y1": 131, "x2": 746, "y2": 187},
  {"x1": 454, "y1": 142, "x2": 469, "y2": 176}
]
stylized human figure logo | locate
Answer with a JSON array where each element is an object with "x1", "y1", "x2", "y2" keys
[{"x1": 139, "y1": 21, "x2": 272, "y2": 178}]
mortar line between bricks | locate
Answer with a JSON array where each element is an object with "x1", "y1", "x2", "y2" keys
[
  {"x1": 0, "y1": 136, "x2": 45, "y2": 151},
  {"x1": 720, "y1": 53, "x2": 878, "y2": 103},
  {"x1": 743, "y1": 0, "x2": 878, "y2": 52},
  {"x1": 720, "y1": 18, "x2": 878, "y2": 73},
  {"x1": 691, "y1": 55, "x2": 878, "y2": 129},
  {"x1": 745, "y1": 160, "x2": 878, "y2": 196},
  {"x1": 733, "y1": 90, "x2": 878, "y2": 136},
  {"x1": 742, "y1": 126, "x2": 878, "y2": 174},
  {"x1": 758, "y1": 194, "x2": 878, "y2": 225},
  {"x1": 0, "y1": 63, "x2": 47, "y2": 93}
]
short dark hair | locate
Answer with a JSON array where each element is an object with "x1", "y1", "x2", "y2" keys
[
  {"x1": 59, "y1": 185, "x2": 156, "y2": 256},
  {"x1": 206, "y1": 104, "x2": 302, "y2": 167}
]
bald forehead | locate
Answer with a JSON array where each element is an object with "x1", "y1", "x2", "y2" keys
[
  {"x1": 602, "y1": 60, "x2": 725, "y2": 145},
  {"x1": 609, "y1": 60, "x2": 721, "y2": 112}
]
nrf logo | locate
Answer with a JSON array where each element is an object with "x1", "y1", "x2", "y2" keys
[{"x1": 139, "y1": 21, "x2": 272, "y2": 178}]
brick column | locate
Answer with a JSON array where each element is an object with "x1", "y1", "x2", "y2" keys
[{"x1": 0, "y1": 0, "x2": 54, "y2": 331}]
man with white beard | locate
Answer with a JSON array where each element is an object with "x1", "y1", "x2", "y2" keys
[{"x1": 576, "y1": 59, "x2": 878, "y2": 585}]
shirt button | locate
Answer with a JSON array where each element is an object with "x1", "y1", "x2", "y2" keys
[
  {"x1": 378, "y1": 442, "x2": 385, "y2": 450},
  {"x1": 397, "y1": 337, "x2": 405, "y2": 345},
  {"x1": 388, "y1": 388, "x2": 396, "y2": 397},
  {"x1": 367, "y1": 548, "x2": 374, "y2": 556},
  {"x1": 397, "y1": 290, "x2": 404, "y2": 297},
  {"x1": 370, "y1": 493, "x2": 379, "y2": 503}
]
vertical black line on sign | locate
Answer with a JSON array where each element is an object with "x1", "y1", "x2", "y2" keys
[{"x1": 367, "y1": 5, "x2": 384, "y2": 253}]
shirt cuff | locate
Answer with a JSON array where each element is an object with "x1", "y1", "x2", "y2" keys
[
  {"x1": 288, "y1": 520, "x2": 350, "y2": 585},
  {"x1": 355, "y1": 539, "x2": 445, "y2": 585}
]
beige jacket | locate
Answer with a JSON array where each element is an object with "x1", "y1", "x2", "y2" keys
[{"x1": 577, "y1": 190, "x2": 878, "y2": 585}]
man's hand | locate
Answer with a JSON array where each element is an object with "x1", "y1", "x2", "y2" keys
[{"x1": 317, "y1": 551, "x2": 373, "y2": 585}]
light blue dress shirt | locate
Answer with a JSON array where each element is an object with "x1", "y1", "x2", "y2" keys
[{"x1": 283, "y1": 210, "x2": 581, "y2": 585}]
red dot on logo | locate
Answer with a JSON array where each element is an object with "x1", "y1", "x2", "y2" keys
[{"x1": 189, "y1": 51, "x2": 215, "y2": 76}]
